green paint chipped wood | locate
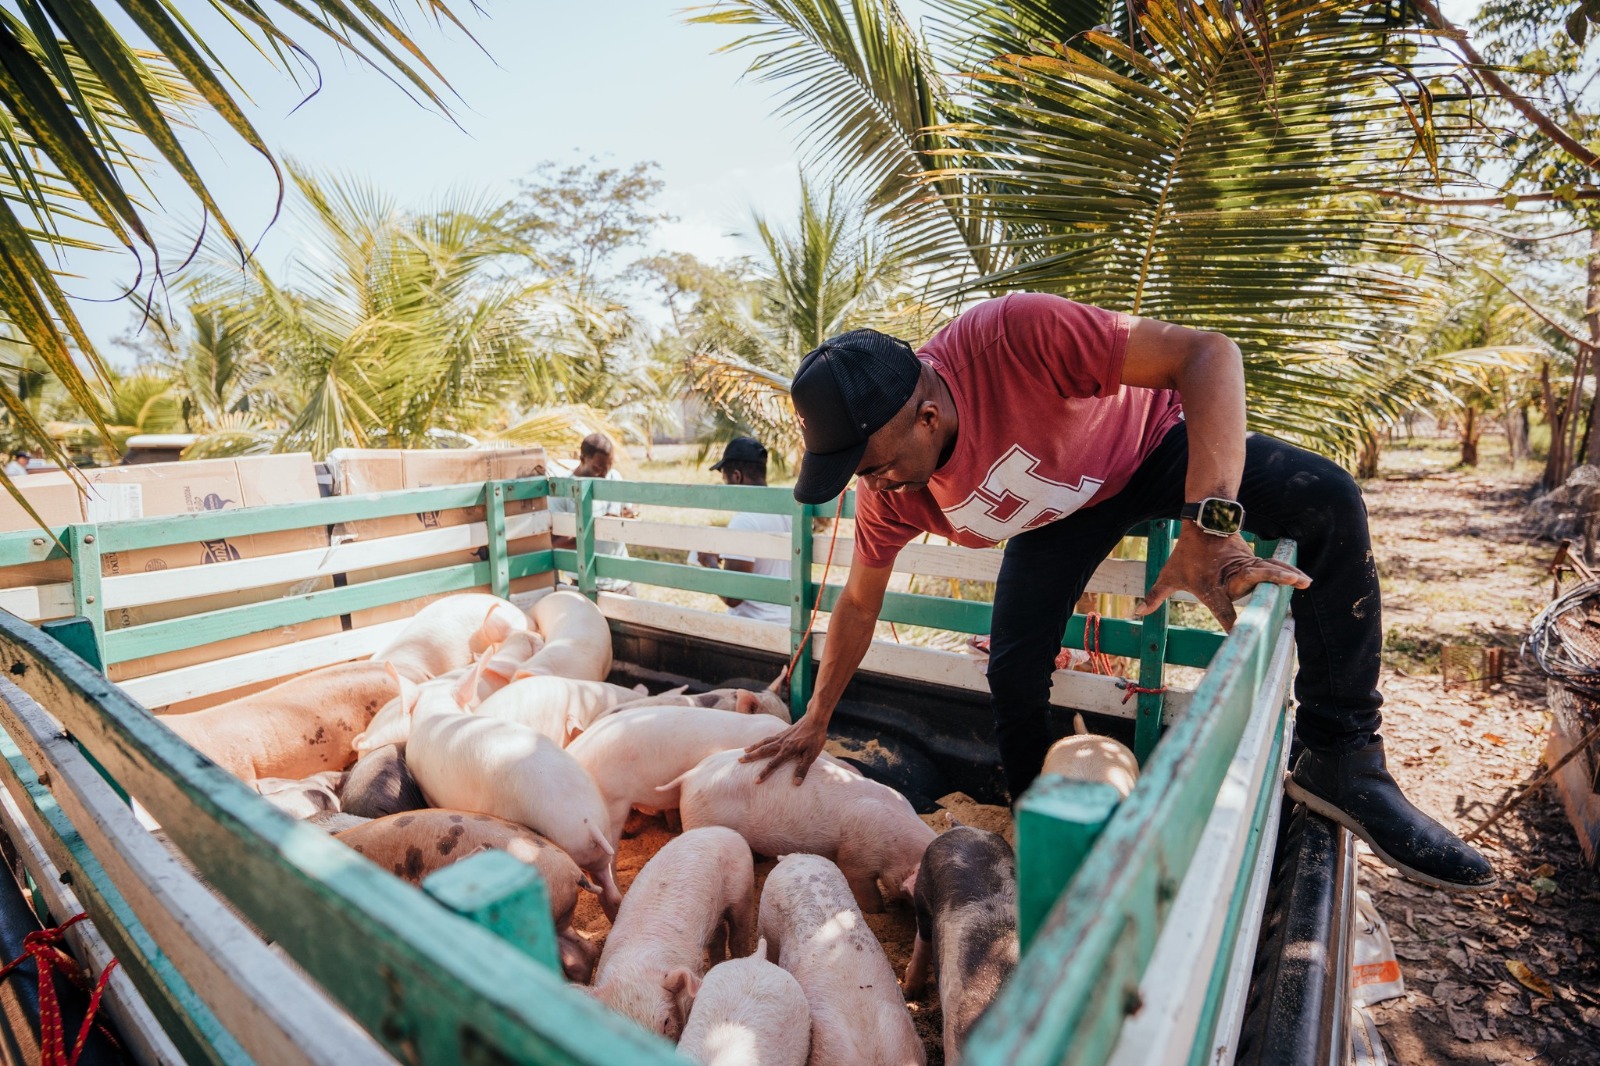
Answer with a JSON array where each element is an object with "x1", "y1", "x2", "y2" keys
[
  {"x1": 486, "y1": 481, "x2": 510, "y2": 599},
  {"x1": 790, "y1": 500, "x2": 817, "y2": 720},
  {"x1": 1017, "y1": 777, "x2": 1122, "y2": 950},
  {"x1": 1135, "y1": 520, "x2": 1174, "y2": 762},
  {"x1": 0, "y1": 613, "x2": 688, "y2": 1065},
  {"x1": 423, "y1": 849, "x2": 561, "y2": 974}
]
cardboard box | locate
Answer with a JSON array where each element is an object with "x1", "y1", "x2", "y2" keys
[
  {"x1": 80, "y1": 455, "x2": 342, "y2": 681},
  {"x1": 0, "y1": 472, "x2": 87, "y2": 597},
  {"x1": 330, "y1": 447, "x2": 552, "y2": 627}
]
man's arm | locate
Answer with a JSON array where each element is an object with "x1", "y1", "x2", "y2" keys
[
  {"x1": 741, "y1": 556, "x2": 894, "y2": 783},
  {"x1": 1121, "y1": 317, "x2": 1309, "y2": 629}
]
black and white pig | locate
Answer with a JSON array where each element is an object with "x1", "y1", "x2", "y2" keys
[{"x1": 903, "y1": 826, "x2": 1019, "y2": 1064}]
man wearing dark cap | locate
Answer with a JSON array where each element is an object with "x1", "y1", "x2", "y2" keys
[
  {"x1": 693, "y1": 436, "x2": 792, "y2": 624},
  {"x1": 741, "y1": 292, "x2": 1494, "y2": 892}
]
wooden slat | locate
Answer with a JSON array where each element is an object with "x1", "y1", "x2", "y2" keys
[
  {"x1": 966, "y1": 539, "x2": 1297, "y2": 1066},
  {"x1": 569, "y1": 477, "x2": 794, "y2": 515},
  {"x1": 103, "y1": 512, "x2": 549, "y2": 610},
  {"x1": 0, "y1": 679, "x2": 391, "y2": 1066},
  {"x1": 0, "y1": 581, "x2": 73, "y2": 622},
  {"x1": 594, "y1": 596, "x2": 1194, "y2": 722},
  {"x1": 1104, "y1": 620, "x2": 1294, "y2": 1065},
  {"x1": 0, "y1": 613, "x2": 686, "y2": 1066},
  {"x1": 118, "y1": 619, "x2": 411, "y2": 708},
  {"x1": 0, "y1": 784, "x2": 189, "y2": 1066}
]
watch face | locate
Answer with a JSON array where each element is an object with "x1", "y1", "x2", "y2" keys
[{"x1": 1200, "y1": 498, "x2": 1243, "y2": 535}]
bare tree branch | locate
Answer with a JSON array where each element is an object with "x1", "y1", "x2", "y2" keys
[{"x1": 1412, "y1": 0, "x2": 1600, "y2": 173}]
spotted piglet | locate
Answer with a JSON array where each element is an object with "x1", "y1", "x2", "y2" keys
[
  {"x1": 341, "y1": 744, "x2": 426, "y2": 820},
  {"x1": 757, "y1": 854, "x2": 923, "y2": 1066},
  {"x1": 903, "y1": 827, "x2": 1018, "y2": 1064}
]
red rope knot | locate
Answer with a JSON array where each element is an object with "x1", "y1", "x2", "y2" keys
[
  {"x1": 1118, "y1": 681, "x2": 1168, "y2": 705},
  {"x1": 1080, "y1": 612, "x2": 1119, "y2": 676},
  {"x1": 0, "y1": 912, "x2": 120, "y2": 1066}
]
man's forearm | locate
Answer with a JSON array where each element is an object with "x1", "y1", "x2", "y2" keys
[
  {"x1": 806, "y1": 593, "x2": 878, "y2": 723},
  {"x1": 1174, "y1": 335, "x2": 1247, "y2": 501}
]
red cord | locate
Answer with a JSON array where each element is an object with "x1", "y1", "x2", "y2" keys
[
  {"x1": 0, "y1": 912, "x2": 120, "y2": 1066},
  {"x1": 1081, "y1": 611, "x2": 1166, "y2": 705}
]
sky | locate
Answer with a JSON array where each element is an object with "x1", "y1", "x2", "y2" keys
[{"x1": 73, "y1": 0, "x2": 1485, "y2": 363}]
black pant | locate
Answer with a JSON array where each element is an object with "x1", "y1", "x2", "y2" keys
[{"x1": 987, "y1": 422, "x2": 1381, "y2": 800}]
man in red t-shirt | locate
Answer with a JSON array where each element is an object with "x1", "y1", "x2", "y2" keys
[{"x1": 743, "y1": 292, "x2": 1493, "y2": 893}]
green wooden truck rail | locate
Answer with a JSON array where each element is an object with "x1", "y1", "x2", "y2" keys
[{"x1": 0, "y1": 472, "x2": 1306, "y2": 1065}]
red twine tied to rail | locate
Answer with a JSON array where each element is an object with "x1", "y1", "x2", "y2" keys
[
  {"x1": 1078, "y1": 612, "x2": 1167, "y2": 706},
  {"x1": 0, "y1": 912, "x2": 120, "y2": 1066}
]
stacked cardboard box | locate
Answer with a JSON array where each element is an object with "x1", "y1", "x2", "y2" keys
[
  {"x1": 326, "y1": 446, "x2": 552, "y2": 627},
  {"x1": 80, "y1": 455, "x2": 342, "y2": 682}
]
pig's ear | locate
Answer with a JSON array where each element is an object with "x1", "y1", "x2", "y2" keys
[
  {"x1": 480, "y1": 604, "x2": 517, "y2": 646},
  {"x1": 767, "y1": 667, "x2": 788, "y2": 694},
  {"x1": 634, "y1": 684, "x2": 651, "y2": 695},
  {"x1": 1073, "y1": 712, "x2": 1088, "y2": 736},
  {"x1": 383, "y1": 662, "x2": 401, "y2": 687},
  {"x1": 900, "y1": 863, "x2": 920, "y2": 902},
  {"x1": 750, "y1": 936, "x2": 767, "y2": 960},
  {"x1": 662, "y1": 967, "x2": 701, "y2": 1005},
  {"x1": 454, "y1": 654, "x2": 490, "y2": 709},
  {"x1": 734, "y1": 690, "x2": 760, "y2": 715}
]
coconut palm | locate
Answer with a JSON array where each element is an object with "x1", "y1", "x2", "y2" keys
[
  {"x1": 693, "y1": 0, "x2": 1501, "y2": 463},
  {"x1": 0, "y1": 1, "x2": 469, "y2": 476},
  {"x1": 682, "y1": 176, "x2": 945, "y2": 458},
  {"x1": 184, "y1": 164, "x2": 607, "y2": 459}
]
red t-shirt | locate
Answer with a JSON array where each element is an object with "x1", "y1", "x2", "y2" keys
[{"x1": 853, "y1": 293, "x2": 1184, "y2": 568}]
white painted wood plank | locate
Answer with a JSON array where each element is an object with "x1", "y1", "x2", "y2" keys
[
  {"x1": 118, "y1": 620, "x2": 411, "y2": 709},
  {"x1": 1105, "y1": 620, "x2": 1296, "y2": 1066},
  {"x1": 0, "y1": 785, "x2": 186, "y2": 1066},
  {"x1": 0, "y1": 678, "x2": 392, "y2": 1066},
  {"x1": 0, "y1": 582, "x2": 73, "y2": 622},
  {"x1": 598, "y1": 595, "x2": 1193, "y2": 723},
  {"x1": 596, "y1": 594, "x2": 791, "y2": 654},
  {"x1": 102, "y1": 512, "x2": 549, "y2": 610}
]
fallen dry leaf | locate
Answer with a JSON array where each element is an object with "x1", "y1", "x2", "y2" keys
[
  {"x1": 1518, "y1": 884, "x2": 1539, "y2": 903},
  {"x1": 1533, "y1": 877, "x2": 1560, "y2": 896},
  {"x1": 1482, "y1": 732, "x2": 1507, "y2": 745},
  {"x1": 1533, "y1": 863, "x2": 1557, "y2": 879},
  {"x1": 1507, "y1": 960, "x2": 1555, "y2": 999}
]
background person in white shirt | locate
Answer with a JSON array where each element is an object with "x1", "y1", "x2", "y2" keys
[
  {"x1": 549, "y1": 433, "x2": 637, "y2": 594},
  {"x1": 695, "y1": 437, "x2": 791, "y2": 624},
  {"x1": 4, "y1": 450, "x2": 30, "y2": 478}
]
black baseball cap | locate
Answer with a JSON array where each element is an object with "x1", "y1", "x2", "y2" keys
[
  {"x1": 791, "y1": 329, "x2": 922, "y2": 504},
  {"x1": 710, "y1": 436, "x2": 768, "y2": 470}
]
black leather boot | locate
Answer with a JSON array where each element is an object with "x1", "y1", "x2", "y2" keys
[{"x1": 1284, "y1": 736, "x2": 1496, "y2": 892}]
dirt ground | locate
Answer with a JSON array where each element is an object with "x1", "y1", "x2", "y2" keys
[
  {"x1": 570, "y1": 791, "x2": 1011, "y2": 1065},
  {"x1": 1358, "y1": 440, "x2": 1600, "y2": 1064}
]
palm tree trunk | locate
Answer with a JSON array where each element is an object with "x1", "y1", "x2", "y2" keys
[
  {"x1": 1460, "y1": 406, "x2": 1479, "y2": 467},
  {"x1": 1579, "y1": 229, "x2": 1600, "y2": 470}
]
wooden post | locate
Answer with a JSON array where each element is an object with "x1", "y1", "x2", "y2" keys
[
  {"x1": 422, "y1": 850, "x2": 562, "y2": 975},
  {"x1": 789, "y1": 500, "x2": 817, "y2": 720},
  {"x1": 65, "y1": 524, "x2": 104, "y2": 663},
  {"x1": 1135, "y1": 520, "x2": 1173, "y2": 763},
  {"x1": 575, "y1": 478, "x2": 598, "y2": 601},
  {"x1": 1016, "y1": 777, "x2": 1122, "y2": 951},
  {"x1": 485, "y1": 481, "x2": 510, "y2": 599},
  {"x1": 40, "y1": 617, "x2": 129, "y2": 804}
]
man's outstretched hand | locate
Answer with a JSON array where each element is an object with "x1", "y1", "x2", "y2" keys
[
  {"x1": 741, "y1": 713, "x2": 829, "y2": 784},
  {"x1": 1133, "y1": 526, "x2": 1309, "y2": 631}
]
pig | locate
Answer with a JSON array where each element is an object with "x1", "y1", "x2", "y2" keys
[
  {"x1": 352, "y1": 667, "x2": 468, "y2": 753},
  {"x1": 757, "y1": 854, "x2": 923, "y2": 1066},
  {"x1": 1040, "y1": 714, "x2": 1139, "y2": 800},
  {"x1": 307, "y1": 811, "x2": 370, "y2": 833},
  {"x1": 254, "y1": 771, "x2": 346, "y2": 818},
  {"x1": 455, "y1": 629, "x2": 548, "y2": 707},
  {"x1": 373, "y1": 594, "x2": 530, "y2": 680},
  {"x1": 902, "y1": 827, "x2": 1019, "y2": 1063},
  {"x1": 609, "y1": 685, "x2": 791, "y2": 725},
  {"x1": 402, "y1": 680, "x2": 623, "y2": 915},
  {"x1": 341, "y1": 744, "x2": 427, "y2": 819},
  {"x1": 673, "y1": 749, "x2": 935, "y2": 912},
  {"x1": 675, "y1": 937, "x2": 810, "y2": 1066},
  {"x1": 335, "y1": 809, "x2": 601, "y2": 982},
  {"x1": 522, "y1": 589, "x2": 612, "y2": 681},
  {"x1": 475, "y1": 675, "x2": 653, "y2": 745},
  {"x1": 160, "y1": 661, "x2": 417, "y2": 784},
  {"x1": 590, "y1": 827, "x2": 755, "y2": 1041},
  {"x1": 567, "y1": 706, "x2": 786, "y2": 847}
]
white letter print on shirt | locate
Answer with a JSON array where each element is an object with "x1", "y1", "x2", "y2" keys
[{"x1": 943, "y1": 445, "x2": 1104, "y2": 544}]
